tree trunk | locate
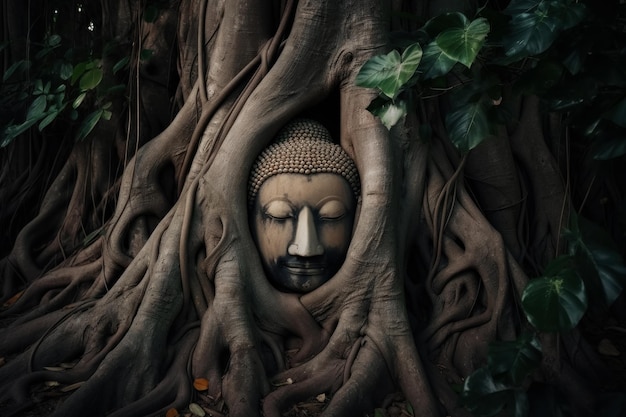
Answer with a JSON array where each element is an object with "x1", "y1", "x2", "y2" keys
[{"x1": 0, "y1": 1, "x2": 607, "y2": 416}]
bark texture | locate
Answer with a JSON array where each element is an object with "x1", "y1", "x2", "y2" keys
[{"x1": 0, "y1": 1, "x2": 606, "y2": 416}]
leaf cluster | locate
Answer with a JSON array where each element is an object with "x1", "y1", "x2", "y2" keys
[
  {"x1": 357, "y1": 0, "x2": 626, "y2": 160},
  {"x1": 461, "y1": 211, "x2": 626, "y2": 416},
  {"x1": 0, "y1": 3, "x2": 139, "y2": 147}
]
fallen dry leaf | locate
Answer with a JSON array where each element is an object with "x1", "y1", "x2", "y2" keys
[
  {"x1": 166, "y1": 407, "x2": 180, "y2": 417},
  {"x1": 193, "y1": 377, "x2": 209, "y2": 391}
]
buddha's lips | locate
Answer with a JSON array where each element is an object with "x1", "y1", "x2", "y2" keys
[{"x1": 282, "y1": 262, "x2": 325, "y2": 275}]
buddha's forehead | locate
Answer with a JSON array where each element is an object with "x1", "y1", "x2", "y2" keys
[
  {"x1": 257, "y1": 173, "x2": 354, "y2": 209},
  {"x1": 248, "y1": 118, "x2": 360, "y2": 206}
]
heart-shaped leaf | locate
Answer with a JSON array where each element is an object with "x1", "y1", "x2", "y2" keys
[
  {"x1": 522, "y1": 263, "x2": 587, "y2": 332},
  {"x1": 436, "y1": 17, "x2": 490, "y2": 68},
  {"x1": 356, "y1": 43, "x2": 422, "y2": 99}
]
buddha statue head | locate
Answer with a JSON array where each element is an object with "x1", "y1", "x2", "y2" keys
[{"x1": 248, "y1": 119, "x2": 360, "y2": 293}]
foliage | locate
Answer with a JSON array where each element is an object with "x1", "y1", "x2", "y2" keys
[
  {"x1": 461, "y1": 212, "x2": 626, "y2": 416},
  {"x1": 356, "y1": 0, "x2": 626, "y2": 415},
  {"x1": 0, "y1": 3, "x2": 148, "y2": 147},
  {"x1": 521, "y1": 256, "x2": 587, "y2": 332},
  {"x1": 1, "y1": 42, "x2": 116, "y2": 146},
  {"x1": 564, "y1": 213, "x2": 626, "y2": 310},
  {"x1": 356, "y1": 0, "x2": 626, "y2": 160}
]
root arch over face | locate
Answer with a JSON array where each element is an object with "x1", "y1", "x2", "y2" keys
[{"x1": 0, "y1": 1, "x2": 605, "y2": 417}]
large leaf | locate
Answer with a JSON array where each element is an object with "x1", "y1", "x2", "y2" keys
[
  {"x1": 460, "y1": 368, "x2": 515, "y2": 417},
  {"x1": 445, "y1": 99, "x2": 491, "y2": 153},
  {"x1": 504, "y1": 11, "x2": 557, "y2": 57},
  {"x1": 1, "y1": 119, "x2": 38, "y2": 147},
  {"x1": 503, "y1": 0, "x2": 586, "y2": 57},
  {"x1": 593, "y1": 138, "x2": 626, "y2": 160},
  {"x1": 76, "y1": 109, "x2": 103, "y2": 141},
  {"x1": 548, "y1": 0, "x2": 586, "y2": 30},
  {"x1": 356, "y1": 43, "x2": 422, "y2": 99},
  {"x1": 3, "y1": 60, "x2": 31, "y2": 82},
  {"x1": 566, "y1": 214, "x2": 626, "y2": 307},
  {"x1": 418, "y1": 41, "x2": 457, "y2": 79},
  {"x1": 436, "y1": 17, "x2": 490, "y2": 68},
  {"x1": 59, "y1": 61, "x2": 74, "y2": 81},
  {"x1": 26, "y1": 95, "x2": 48, "y2": 121},
  {"x1": 606, "y1": 97, "x2": 626, "y2": 129},
  {"x1": 488, "y1": 334, "x2": 542, "y2": 386},
  {"x1": 79, "y1": 67, "x2": 103, "y2": 91},
  {"x1": 522, "y1": 260, "x2": 587, "y2": 332}
]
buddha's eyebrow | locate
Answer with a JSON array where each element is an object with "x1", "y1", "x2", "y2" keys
[{"x1": 316, "y1": 195, "x2": 350, "y2": 208}]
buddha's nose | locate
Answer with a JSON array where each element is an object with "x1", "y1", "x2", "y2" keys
[{"x1": 288, "y1": 206, "x2": 324, "y2": 257}]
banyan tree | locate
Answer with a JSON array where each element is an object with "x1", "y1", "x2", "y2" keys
[{"x1": 1, "y1": 0, "x2": 624, "y2": 416}]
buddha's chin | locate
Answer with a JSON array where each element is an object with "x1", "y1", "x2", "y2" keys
[{"x1": 272, "y1": 267, "x2": 330, "y2": 293}]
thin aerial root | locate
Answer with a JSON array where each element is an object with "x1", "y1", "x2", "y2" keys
[{"x1": 343, "y1": 336, "x2": 363, "y2": 383}]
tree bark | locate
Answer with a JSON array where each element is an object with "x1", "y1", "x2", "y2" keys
[{"x1": 0, "y1": 1, "x2": 605, "y2": 416}]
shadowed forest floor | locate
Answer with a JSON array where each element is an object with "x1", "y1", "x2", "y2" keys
[{"x1": 5, "y1": 305, "x2": 625, "y2": 417}]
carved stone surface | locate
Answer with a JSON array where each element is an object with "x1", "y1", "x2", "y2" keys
[{"x1": 249, "y1": 119, "x2": 360, "y2": 292}]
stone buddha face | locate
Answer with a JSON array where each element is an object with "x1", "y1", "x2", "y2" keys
[
  {"x1": 248, "y1": 119, "x2": 360, "y2": 293},
  {"x1": 251, "y1": 172, "x2": 356, "y2": 292}
]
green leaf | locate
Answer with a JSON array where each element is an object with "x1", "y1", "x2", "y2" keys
[
  {"x1": 592, "y1": 249, "x2": 626, "y2": 306},
  {"x1": 549, "y1": 1, "x2": 586, "y2": 30},
  {"x1": 33, "y1": 79, "x2": 45, "y2": 95},
  {"x1": 38, "y1": 110, "x2": 61, "y2": 131},
  {"x1": 79, "y1": 68, "x2": 103, "y2": 91},
  {"x1": 367, "y1": 97, "x2": 407, "y2": 130},
  {"x1": 460, "y1": 367, "x2": 512, "y2": 417},
  {"x1": 71, "y1": 61, "x2": 87, "y2": 85},
  {"x1": 419, "y1": 41, "x2": 458, "y2": 79},
  {"x1": 593, "y1": 138, "x2": 626, "y2": 160},
  {"x1": 76, "y1": 109, "x2": 103, "y2": 141},
  {"x1": 356, "y1": 43, "x2": 422, "y2": 99},
  {"x1": 606, "y1": 97, "x2": 626, "y2": 128},
  {"x1": 488, "y1": 334, "x2": 542, "y2": 386},
  {"x1": 504, "y1": 11, "x2": 557, "y2": 57},
  {"x1": 59, "y1": 61, "x2": 73, "y2": 80},
  {"x1": 522, "y1": 262, "x2": 587, "y2": 332},
  {"x1": 1, "y1": 119, "x2": 38, "y2": 147},
  {"x1": 26, "y1": 95, "x2": 47, "y2": 121},
  {"x1": 46, "y1": 34, "x2": 62, "y2": 47},
  {"x1": 2, "y1": 60, "x2": 30, "y2": 81},
  {"x1": 73, "y1": 92, "x2": 87, "y2": 109},
  {"x1": 113, "y1": 56, "x2": 130, "y2": 74},
  {"x1": 566, "y1": 214, "x2": 626, "y2": 307},
  {"x1": 445, "y1": 99, "x2": 490, "y2": 153},
  {"x1": 436, "y1": 17, "x2": 490, "y2": 68}
]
